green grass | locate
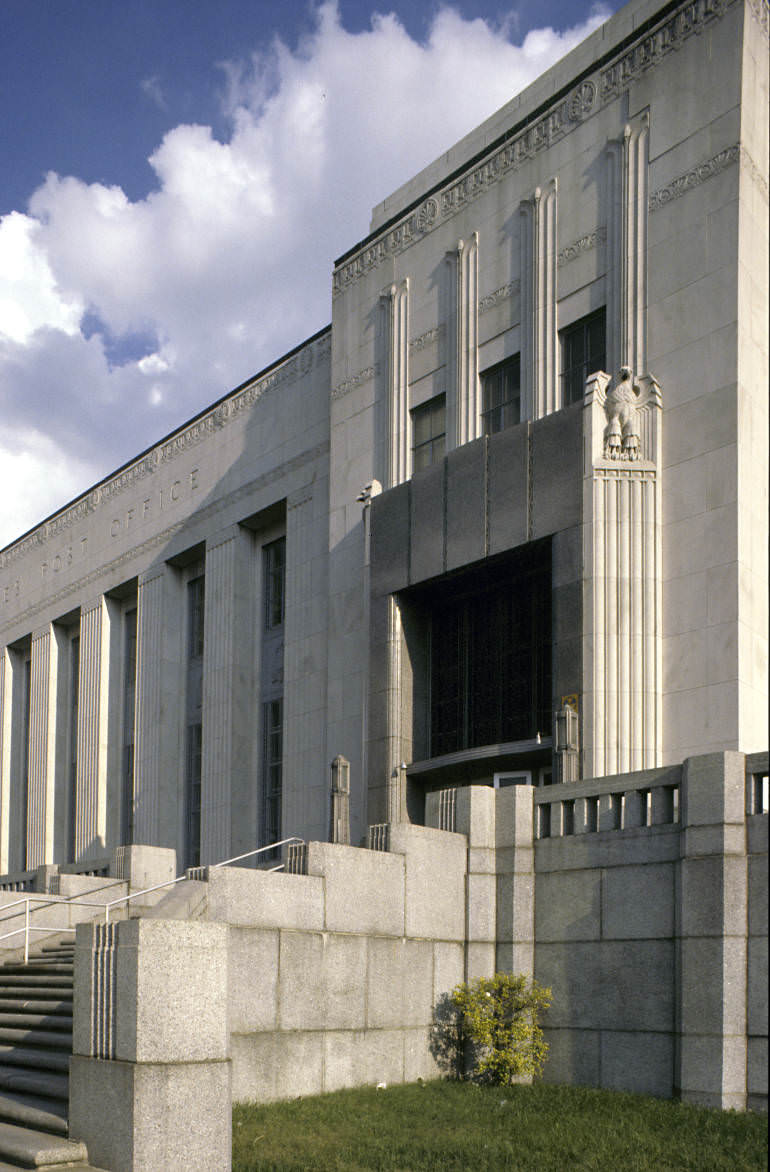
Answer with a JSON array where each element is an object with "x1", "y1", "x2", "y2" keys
[{"x1": 232, "y1": 1080, "x2": 768, "y2": 1171}]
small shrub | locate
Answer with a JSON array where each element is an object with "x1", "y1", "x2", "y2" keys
[{"x1": 450, "y1": 972, "x2": 551, "y2": 1085}]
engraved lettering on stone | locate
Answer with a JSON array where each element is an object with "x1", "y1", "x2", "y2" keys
[{"x1": 648, "y1": 144, "x2": 740, "y2": 211}]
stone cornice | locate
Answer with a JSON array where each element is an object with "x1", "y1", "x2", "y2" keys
[
  {"x1": 332, "y1": 0, "x2": 739, "y2": 296},
  {"x1": 0, "y1": 332, "x2": 330, "y2": 569}
]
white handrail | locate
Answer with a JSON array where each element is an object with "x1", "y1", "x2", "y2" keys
[{"x1": 0, "y1": 836, "x2": 306, "y2": 961}]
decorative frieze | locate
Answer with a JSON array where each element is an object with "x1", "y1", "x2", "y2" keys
[
  {"x1": 409, "y1": 325, "x2": 444, "y2": 351},
  {"x1": 557, "y1": 228, "x2": 606, "y2": 268},
  {"x1": 332, "y1": 0, "x2": 738, "y2": 295},
  {"x1": 478, "y1": 282, "x2": 519, "y2": 314},
  {"x1": 649, "y1": 144, "x2": 740, "y2": 211},
  {"x1": 331, "y1": 366, "x2": 376, "y2": 401}
]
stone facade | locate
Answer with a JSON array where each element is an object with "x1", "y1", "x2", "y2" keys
[{"x1": 0, "y1": 0, "x2": 766, "y2": 949}]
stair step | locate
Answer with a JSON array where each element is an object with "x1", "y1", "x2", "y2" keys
[
  {"x1": 0, "y1": 1120, "x2": 87, "y2": 1166},
  {"x1": 0, "y1": 1049, "x2": 69, "y2": 1076},
  {"x1": 0, "y1": 1072, "x2": 67, "y2": 1104},
  {"x1": 0, "y1": 1093, "x2": 66, "y2": 1137},
  {"x1": 0, "y1": 1020, "x2": 70, "y2": 1036},
  {"x1": 0, "y1": 969, "x2": 72, "y2": 980},
  {"x1": 0, "y1": 1005, "x2": 70, "y2": 1019},
  {"x1": 0, "y1": 1031, "x2": 71, "y2": 1052},
  {"x1": 0, "y1": 982, "x2": 72, "y2": 995}
]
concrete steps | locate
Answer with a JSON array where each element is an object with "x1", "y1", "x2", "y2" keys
[{"x1": 0, "y1": 943, "x2": 104, "y2": 1170}]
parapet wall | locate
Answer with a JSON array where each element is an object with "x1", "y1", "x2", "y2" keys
[{"x1": 68, "y1": 751, "x2": 767, "y2": 1169}]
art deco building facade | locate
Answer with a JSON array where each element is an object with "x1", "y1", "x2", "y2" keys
[{"x1": 0, "y1": 0, "x2": 766, "y2": 879}]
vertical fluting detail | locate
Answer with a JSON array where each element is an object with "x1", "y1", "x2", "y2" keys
[
  {"x1": 383, "y1": 280, "x2": 410, "y2": 487},
  {"x1": 133, "y1": 570, "x2": 164, "y2": 844},
  {"x1": 385, "y1": 596, "x2": 404, "y2": 824},
  {"x1": 606, "y1": 114, "x2": 649, "y2": 375},
  {"x1": 0, "y1": 651, "x2": 11, "y2": 873},
  {"x1": 455, "y1": 233, "x2": 480, "y2": 445},
  {"x1": 200, "y1": 533, "x2": 237, "y2": 865},
  {"x1": 90, "y1": 922, "x2": 118, "y2": 1060},
  {"x1": 520, "y1": 179, "x2": 558, "y2": 419},
  {"x1": 75, "y1": 598, "x2": 110, "y2": 859},
  {"x1": 27, "y1": 627, "x2": 57, "y2": 868},
  {"x1": 583, "y1": 371, "x2": 662, "y2": 778}
]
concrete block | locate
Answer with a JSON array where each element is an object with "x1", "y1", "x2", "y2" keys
[
  {"x1": 278, "y1": 931, "x2": 367, "y2": 1031},
  {"x1": 230, "y1": 1030, "x2": 323, "y2": 1103},
  {"x1": 496, "y1": 873, "x2": 535, "y2": 945},
  {"x1": 322, "y1": 1028, "x2": 405, "y2": 1093},
  {"x1": 432, "y1": 941, "x2": 464, "y2": 1002},
  {"x1": 206, "y1": 867, "x2": 325, "y2": 930},
  {"x1": 600, "y1": 1031, "x2": 674, "y2": 1097},
  {"x1": 487, "y1": 423, "x2": 527, "y2": 555},
  {"x1": 69, "y1": 1055, "x2": 231, "y2": 1172},
  {"x1": 404, "y1": 1027, "x2": 442, "y2": 1082},
  {"x1": 535, "y1": 870, "x2": 600, "y2": 942},
  {"x1": 747, "y1": 1036, "x2": 768, "y2": 1097},
  {"x1": 602, "y1": 864, "x2": 674, "y2": 939},
  {"x1": 680, "y1": 856, "x2": 746, "y2": 937},
  {"x1": 679, "y1": 937, "x2": 747, "y2": 1035},
  {"x1": 370, "y1": 483, "x2": 410, "y2": 595},
  {"x1": 468, "y1": 846, "x2": 497, "y2": 874},
  {"x1": 466, "y1": 872, "x2": 496, "y2": 942},
  {"x1": 495, "y1": 785, "x2": 534, "y2": 850},
  {"x1": 446, "y1": 438, "x2": 486, "y2": 570},
  {"x1": 366, "y1": 937, "x2": 405, "y2": 1030},
  {"x1": 540, "y1": 1028, "x2": 600, "y2": 1087},
  {"x1": 113, "y1": 919, "x2": 229, "y2": 1064},
  {"x1": 748, "y1": 935, "x2": 768, "y2": 1036},
  {"x1": 403, "y1": 938, "x2": 435, "y2": 1027},
  {"x1": 681, "y1": 824, "x2": 746, "y2": 858},
  {"x1": 227, "y1": 927, "x2": 279, "y2": 1034},
  {"x1": 456, "y1": 784, "x2": 496, "y2": 848},
  {"x1": 495, "y1": 941, "x2": 534, "y2": 976},
  {"x1": 679, "y1": 1034, "x2": 747, "y2": 1110},
  {"x1": 748, "y1": 852, "x2": 767, "y2": 935},
  {"x1": 535, "y1": 941, "x2": 674, "y2": 1032},
  {"x1": 306, "y1": 841, "x2": 405, "y2": 936},
  {"x1": 465, "y1": 941, "x2": 496, "y2": 982},
  {"x1": 388, "y1": 824, "x2": 467, "y2": 941},
  {"x1": 410, "y1": 463, "x2": 444, "y2": 582},
  {"x1": 116, "y1": 845, "x2": 177, "y2": 890},
  {"x1": 682, "y1": 752, "x2": 746, "y2": 826}
]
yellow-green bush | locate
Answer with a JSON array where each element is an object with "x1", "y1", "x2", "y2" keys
[{"x1": 450, "y1": 973, "x2": 552, "y2": 1084}]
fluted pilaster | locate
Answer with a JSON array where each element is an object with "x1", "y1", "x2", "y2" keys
[
  {"x1": 520, "y1": 179, "x2": 558, "y2": 419},
  {"x1": 383, "y1": 279, "x2": 410, "y2": 487},
  {"x1": 75, "y1": 597, "x2": 112, "y2": 859},
  {"x1": 453, "y1": 232, "x2": 480, "y2": 446},
  {"x1": 606, "y1": 113, "x2": 649, "y2": 376},
  {"x1": 27, "y1": 627, "x2": 58, "y2": 867},
  {"x1": 133, "y1": 570, "x2": 164, "y2": 845},
  {"x1": 0, "y1": 650, "x2": 11, "y2": 873}
]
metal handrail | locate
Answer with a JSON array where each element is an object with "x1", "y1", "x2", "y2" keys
[{"x1": 0, "y1": 835, "x2": 306, "y2": 963}]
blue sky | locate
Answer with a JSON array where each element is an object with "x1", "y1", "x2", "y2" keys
[{"x1": 0, "y1": 0, "x2": 620, "y2": 546}]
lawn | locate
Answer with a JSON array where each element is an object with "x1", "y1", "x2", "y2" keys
[{"x1": 232, "y1": 1080, "x2": 767, "y2": 1171}]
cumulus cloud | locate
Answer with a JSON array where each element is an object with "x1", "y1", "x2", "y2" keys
[{"x1": 0, "y1": 1, "x2": 609, "y2": 548}]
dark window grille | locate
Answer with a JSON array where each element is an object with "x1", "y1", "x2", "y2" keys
[
  {"x1": 482, "y1": 355, "x2": 521, "y2": 434},
  {"x1": 411, "y1": 395, "x2": 446, "y2": 472},
  {"x1": 264, "y1": 538, "x2": 286, "y2": 630},
  {"x1": 262, "y1": 698, "x2": 283, "y2": 849},
  {"x1": 560, "y1": 308, "x2": 606, "y2": 406}
]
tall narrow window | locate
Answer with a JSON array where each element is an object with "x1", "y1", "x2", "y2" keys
[
  {"x1": 560, "y1": 308, "x2": 606, "y2": 406},
  {"x1": 184, "y1": 575, "x2": 205, "y2": 868},
  {"x1": 481, "y1": 356, "x2": 521, "y2": 434},
  {"x1": 121, "y1": 608, "x2": 137, "y2": 847},
  {"x1": 411, "y1": 394, "x2": 446, "y2": 472},
  {"x1": 66, "y1": 634, "x2": 80, "y2": 862},
  {"x1": 260, "y1": 538, "x2": 285, "y2": 850}
]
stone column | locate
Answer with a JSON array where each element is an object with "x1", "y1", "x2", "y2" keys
[
  {"x1": 582, "y1": 368, "x2": 662, "y2": 777},
  {"x1": 200, "y1": 526, "x2": 253, "y2": 865},
  {"x1": 330, "y1": 755, "x2": 350, "y2": 844},
  {"x1": 27, "y1": 625, "x2": 59, "y2": 868},
  {"x1": 0, "y1": 649, "x2": 11, "y2": 873},
  {"x1": 677, "y1": 752, "x2": 748, "y2": 1110},
  {"x1": 133, "y1": 567, "x2": 169, "y2": 846},
  {"x1": 382, "y1": 279, "x2": 410, "y2": 487},
  {"x1": 494, "y1": 784, "x2": 535, "y2": 977},
  {"x1": 606, "y1": 113, "x2": 649, "y2": 377},
  {"x1": 451, "y1": 232, "x2": 480, "y2": 446},
  {"x1": 385, "y1": 597, "x2": 405, "y2": 824},
  {"x1": 75, "y1": 597, "x2": 114, "y2": 859},
  {"x1": 520, "y1": 179, "x2": 558, "y2": 419}
]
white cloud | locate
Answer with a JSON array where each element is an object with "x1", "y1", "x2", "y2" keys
[{"x1": 0, "y1": 1, "x2": 608, "y2": 549}]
